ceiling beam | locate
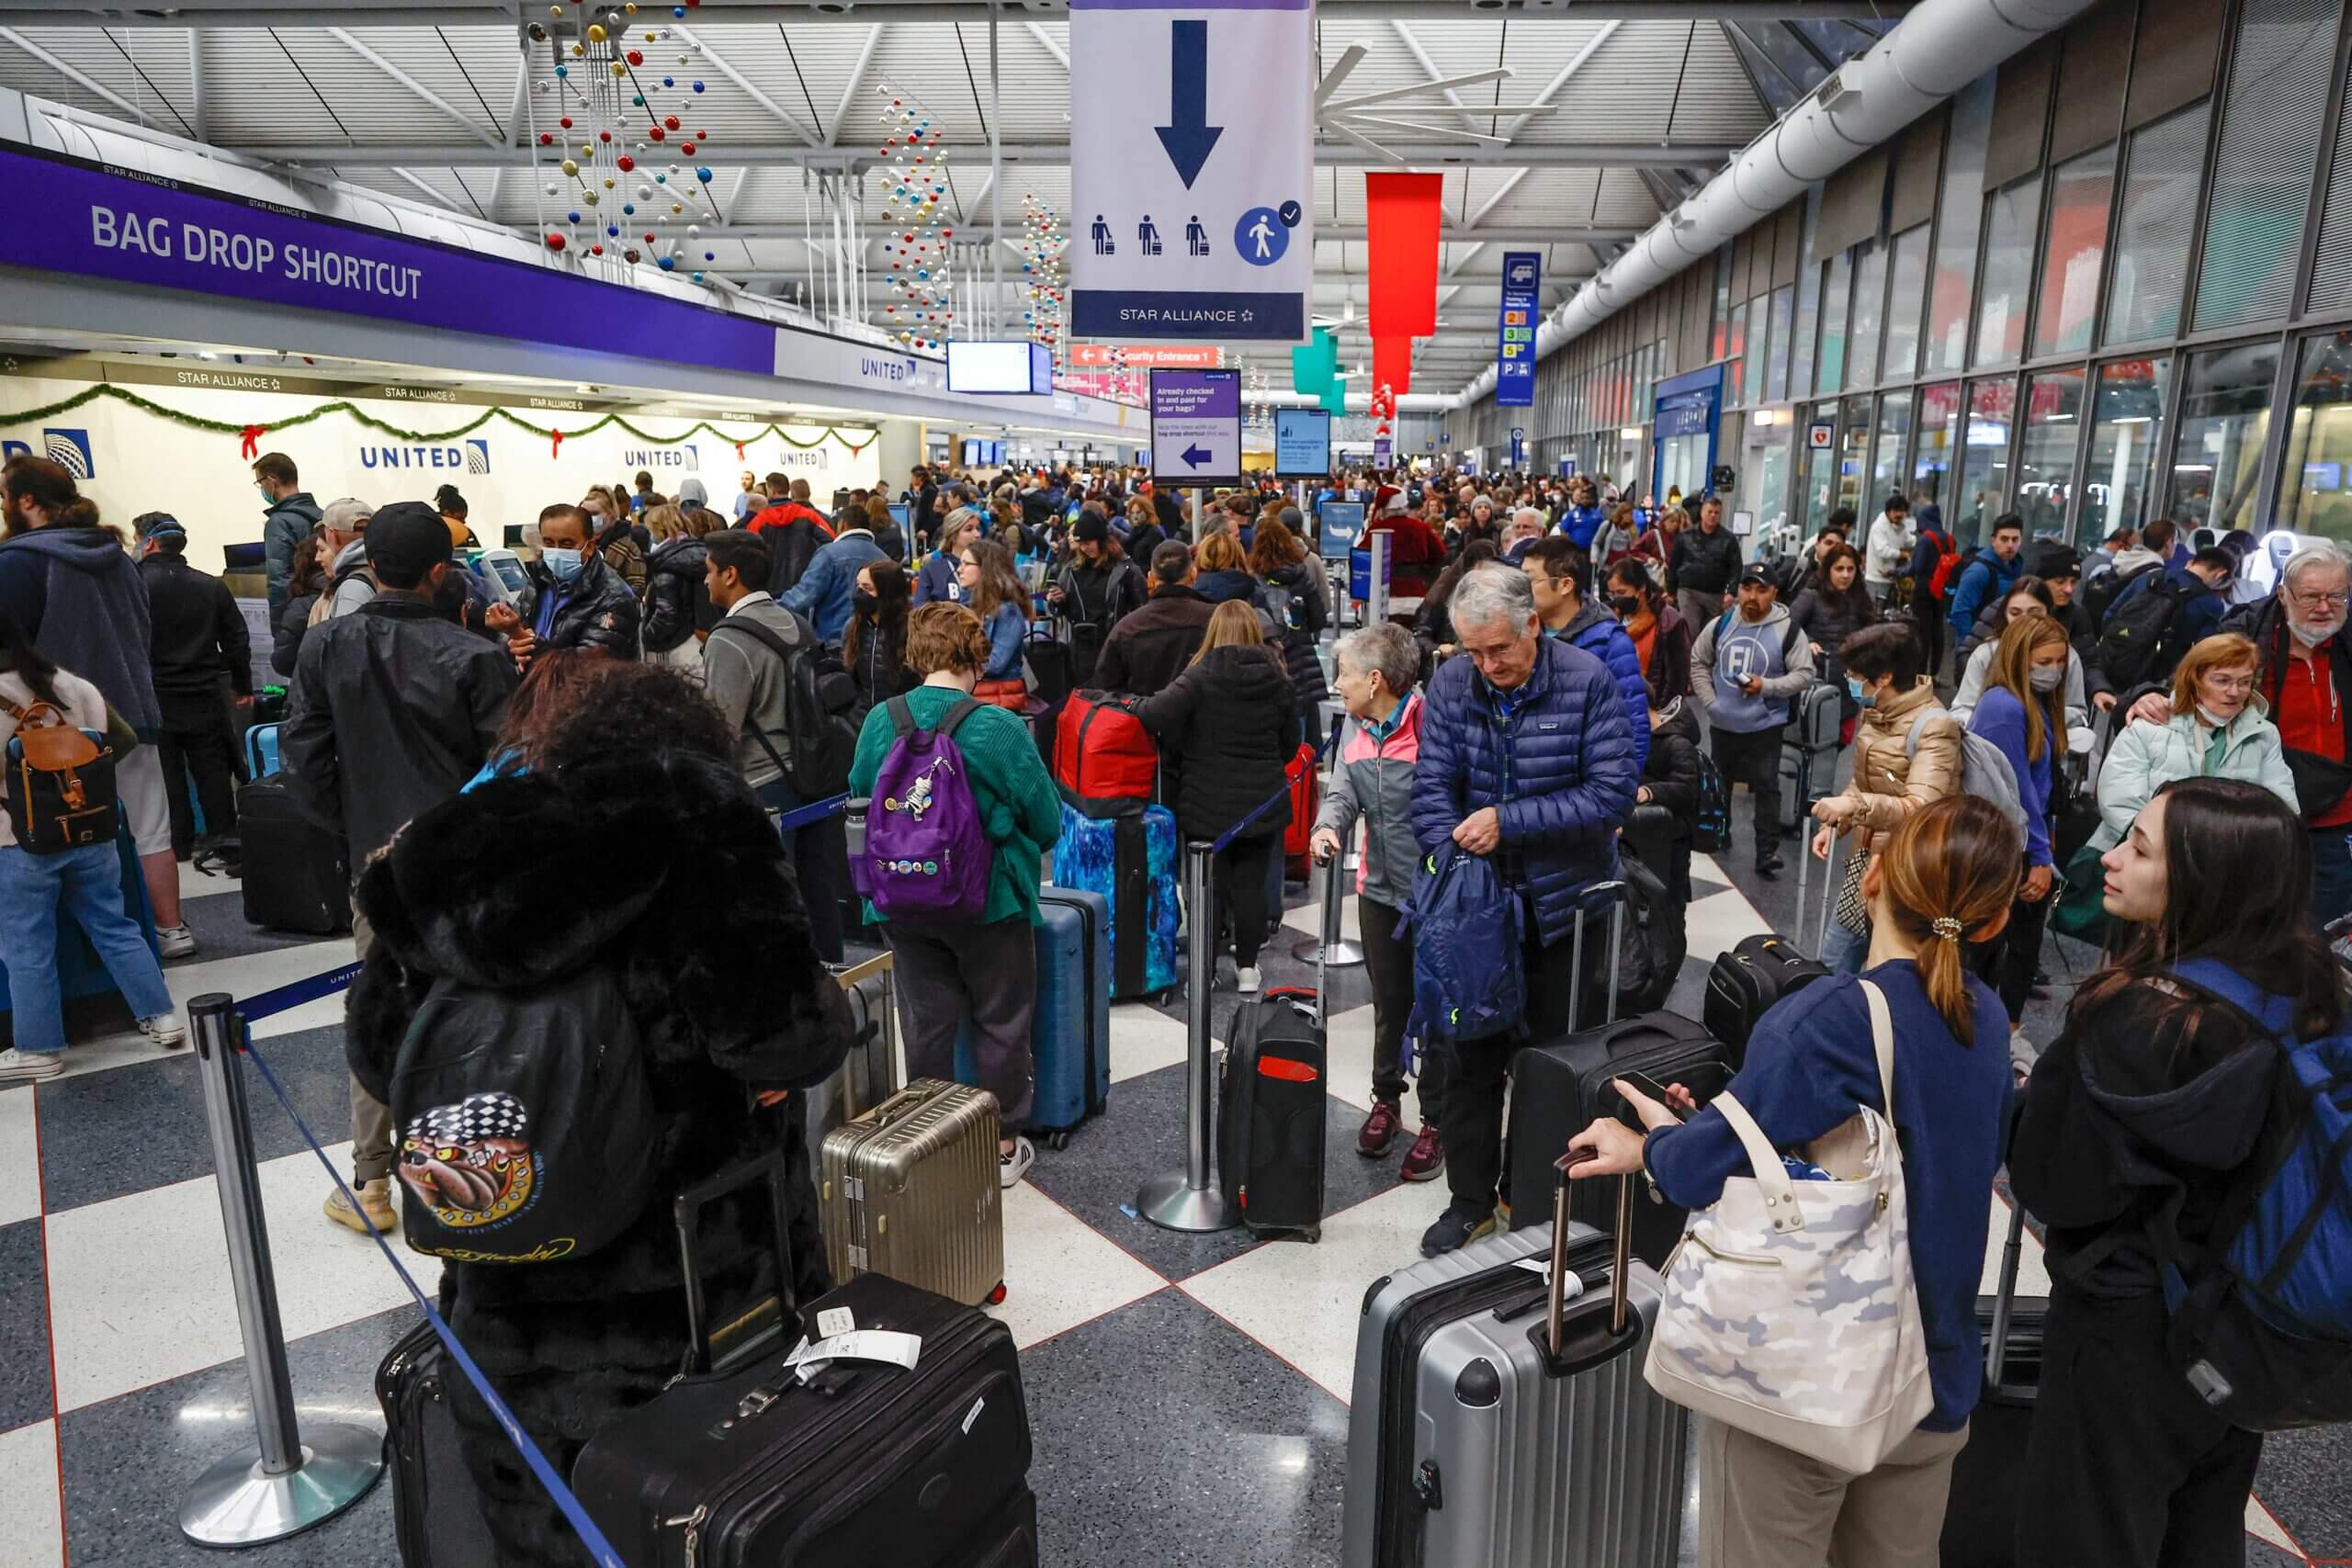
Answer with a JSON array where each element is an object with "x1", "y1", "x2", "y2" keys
[
  {"x1": 232, "y1": 140, "x2": 1743, "y2": 169},
  {"x1": 0, "y1": 26, "x2": 168, "y2": 130},
  {"x1": 1023, "y1": 18, "x2": 1069, "y2": 72},
  {"x1": 185, "y1": 27, "x2": 203, "y2": 140},
  {"x1": 12, "y1": 2, "x2": 1911, "y2": 24},
  {"x1": 673, "y1": 23, "x2": 823, "y2": 146},
  {"x1": 325, "y1": 27, "x2": 503, "y2": 147},
  {"x1": 826, "y1": 23, "x2": 883, "y2": 146}
]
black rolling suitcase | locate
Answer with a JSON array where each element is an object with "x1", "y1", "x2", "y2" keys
[
  {"x1": 1219, "y1": 984, "x2": 1328, "y2": 1241},
  {"x1": 376, "y1": 1321, "x2": 497, "y2": 1568},
  {"x1": 1702, "y1": 934, "x2": 1826, "y2": 1059},
  {"x1": 236, "y1": 774, "x2": 350, "y2": 934},
  {"x1": 572, "y1": 1156, "x2": 1035, "y2": 1568},
  {"x1": 1939, "y1": 1201, "x2": 2047, "y2": 1568}
]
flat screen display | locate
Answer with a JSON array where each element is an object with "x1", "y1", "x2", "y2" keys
[{"x1": 946, "y1": 341, "x2": 1051, "y2": 395}]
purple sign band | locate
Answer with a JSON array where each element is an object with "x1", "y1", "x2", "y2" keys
[
  {"x1": 0, "y1": 145, "x2": 775, "y2": 378},
  {"x1": 1150, "y1": 367, "x2": 1240, "y2": 418}
]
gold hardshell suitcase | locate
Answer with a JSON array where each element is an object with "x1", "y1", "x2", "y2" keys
[{"x1": 819, "y1": 1077, "x2": 1006, "y2": 1307}]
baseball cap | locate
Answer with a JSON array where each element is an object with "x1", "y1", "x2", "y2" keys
[
  {"x1": 365, "y1": 501, "x2": 453, "y2": 585},
  {"x1": 321, "y1": 497, "x2": 373, "y2": 534},
  {"x1": 1736, "y1": 561, "x2": 1776, "y2": 588}
]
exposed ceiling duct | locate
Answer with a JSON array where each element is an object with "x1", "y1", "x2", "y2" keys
[{"x1": 1453, "y1": 0, "x2": 2098, "y2": 407}]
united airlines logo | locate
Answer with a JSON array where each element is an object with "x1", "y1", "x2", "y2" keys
[
  {"x1": 465, "y1": 438, "x2": 491, "y2": 475},
  {"x1": 0, "y1": 429, "x2": 96, "y2": 477},
  {"x1": 359, "y1": 442, "x2": 490, "y2": 474}
]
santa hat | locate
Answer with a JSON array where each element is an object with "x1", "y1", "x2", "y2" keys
[{"x1": 1375, "y1": 484, "x2": 1407, "y2": 516}]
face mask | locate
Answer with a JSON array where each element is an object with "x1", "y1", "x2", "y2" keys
[
  {"x1": 852, "y1": 588, "x2": 878, "y2": 614},
  {"x1": 255, "y1": 483, "x2": 273, "y2": 502},
  {"x1": 541, "y1": 547, "x2": 584, "y2": 582},
  {"x1": 2197, "y1": 704, "x2": 2236, "y2": 728},
  {"x1": 1847, "y1": 676, "x2": 1877, "y2": 708},
  {"x1": 2030, "y1": 664, "x2": 2064, "y2": 693},
  {"x1": 1610, "y1": 595, "x2": 1643, "y2": 619},
  {"x1": 2292, "y1": 614, "x2": 2346, "y2": 648}
]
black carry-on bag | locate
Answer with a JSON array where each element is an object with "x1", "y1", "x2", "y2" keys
[
  {"x1": 1340, "y1": 1158, "x2": 1688, "y2": 1568},
  {"x1": 571, "y1": 1154, "x2": 1037, "y2": 1568},
  {"x1": 1219, "y1": 879, "x2": 1331, "y2": 1242},
  {"x1": 1703, "y1": 825, "x2": 1838, "y2": 1055},
  {"x1": 1938, "y1": 1199, "x2": 2049, "y2": 1568},
  {"x1": 376, "y1": 1323, "x2": 498, "y2": 1568}
]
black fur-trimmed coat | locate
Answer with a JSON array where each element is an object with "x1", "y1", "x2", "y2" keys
[{"x1": 346, "y1": 748, "x2": 850, "y2": 1565}]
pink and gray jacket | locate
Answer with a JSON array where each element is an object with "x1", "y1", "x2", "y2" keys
[{"x1": 1315, "y1": 693, "x2": 1424, "y2": 909}]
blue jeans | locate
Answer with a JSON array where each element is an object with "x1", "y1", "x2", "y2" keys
[
  {"x1": 2312, "y1": 826, "x2": 2352, "y2": 933},
  {"x1": 0, "y1": 841, "x2": 174, "y2": 1055},
  {"x1": 1818, "y1": 917, "x2": 1869, "y2": 976}
]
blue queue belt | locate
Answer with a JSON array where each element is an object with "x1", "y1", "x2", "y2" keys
[
  {"x1": 1207, "y1": 727, "x2": 1340, "y2": 855},
  {"x1": 771, "y1": 792, "x2": 851, "y2": 833},
  {"x1": 229, "y1": 963, "x2": 633, "y2": 1568}
]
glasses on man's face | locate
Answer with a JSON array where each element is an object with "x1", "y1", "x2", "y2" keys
[
  {"x1": 2204, "y1": 672, "x2": 2257, "y2": 694},
  {"x1": 2290, "y1": 589, "x2": 2352, "y2": 610}
]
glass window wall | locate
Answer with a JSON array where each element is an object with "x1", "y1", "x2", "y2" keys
[
  {"x1": 2079, "y1": 357, "x2": 2170, "y2": 547},
  {"x1": 1957, "y1": 378, "x2": 2016, "y2": 547},
  {"x1": 2279, "y1": 333, "x2": 2352, "y2": 545},
  {"x1": 1927, "y1": 76, "x2": 1996, "y2": 376},
  {"x1": 2032, "y1": 146, "x2": 2117, "y2": 359},
  {"x1": 1871, "y1": 391, "x2": 1914, "y2": 512},
  {"x1": 1803, "y1": 400, "x2": 1840, "y2": 534},
  {"x1": 1816, "y1": 252, "x2": 1853, "y2": 396},
  {"x1": 2015, "y1": 368, "x2": 2086, "y2": 539},
  {"x1": 1973, "y1": 176, "x2": 2043, "y2": 367},
  {"x1": 1792, "y1": 187, "x2": 1823, "y2": 400},
  {"x1": 1753, "y1": 424, "x2": 1795, "y2": 536},
  {"x1": 2105, "y1": 101, "x2": 2210, "y2": 346},
  {"x1": 2167, "y1": 341, "x2": 2280, "y2": 536},
  {"x1": 1912, "y1": 381, "x2": 1964, "y2": 516},
  {"x1": 1882, "y1": 225, "x2": 1929, "y2": 384},
  {"x1": 1838, "y1": 393, "x2": 1872, "y2": 518},
  {"x1": 1766, "y1": 285, "x2": 1796, "y2": 404},
  {"x1": 1848, "y1": 242, "x2": 1888, "y2": 392}
]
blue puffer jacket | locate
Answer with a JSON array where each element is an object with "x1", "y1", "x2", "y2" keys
[
  {"x1": 1552, "y1": 600, "x2": 1651, "y2": 773},
  {"x1": 1410, "y1": 635, "x2": 1640, "y2": 948}
]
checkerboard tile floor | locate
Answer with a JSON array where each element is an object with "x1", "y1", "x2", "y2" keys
[{"x1": 1, "y1": 809, "x2": 2335, "y2": 1565}]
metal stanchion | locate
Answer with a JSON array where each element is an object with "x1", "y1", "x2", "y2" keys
[
  {"x1": 1295, "y1": 844, "x2": 1365, "y2": 968},
  {"x1": 179, "y1": 993, "x2": 383, "y2": 1548},
  {"x1": 1135, "y1": 841, "x2": 1238, "y2": 1233}
]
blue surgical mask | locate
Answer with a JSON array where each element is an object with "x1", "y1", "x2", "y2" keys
[
  {"x1": 541, "y1": 546, "x2": 584, "y2": 582},
  {"x1": 1847, "y1": 675, "x2": 1876, "y2": 708}
]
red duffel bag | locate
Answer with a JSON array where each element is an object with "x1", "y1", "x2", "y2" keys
[{"x1": 1055, "y1": 690, "x2": 1156, "y2": 814}]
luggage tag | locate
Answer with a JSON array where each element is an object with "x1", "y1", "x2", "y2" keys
[{"x1": 786, "y1": 1329, "x2": 924, "y2": 1383}]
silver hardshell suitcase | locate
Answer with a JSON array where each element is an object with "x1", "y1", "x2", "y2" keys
[{"x1": 1341, "y1": 1171, "x2": 1687, "y2": 1568}]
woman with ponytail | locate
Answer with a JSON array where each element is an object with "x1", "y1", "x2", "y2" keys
[
  {"x1": 0, "y1": 455, "x2": 193, "y2": 957},
  {"x1": 1569, "y1": 795, "x2": 2020, "y2": 1567}
]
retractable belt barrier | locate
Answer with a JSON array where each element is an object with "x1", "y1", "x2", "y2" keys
[{"x1": 185, "y1": 966, "x2": 631, "y2": 1564}]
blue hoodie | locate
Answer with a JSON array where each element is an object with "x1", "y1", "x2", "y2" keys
[
  {"x1": 0, "y1": 525, "x2": 162, "y2": 736},
  {"x1": 1550, "y1": 599, "x2": 1651, "y2": 772},
  {"x1": 1561, "y1": 502, "x2": 1606, "y2": 550},
  {"x1": 1948, "y1": 547, "x2": 2023, "y2": 637}
]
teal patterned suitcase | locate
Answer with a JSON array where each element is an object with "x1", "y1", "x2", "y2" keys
[{"x1": 1049, "y1": 803, "x2": 1181, "y2": 1001}]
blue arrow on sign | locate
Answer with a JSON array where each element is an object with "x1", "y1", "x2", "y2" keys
[
  {"x1": 1156, "y1": 19, "x2": 1223, "y2": 189},
  {"x1": 1181, "y1": 443, "x2": 1213, "y2": 468}
]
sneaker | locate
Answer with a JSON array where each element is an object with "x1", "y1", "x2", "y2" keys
[
  {"x1": 156, "y1": 924, "x2": 198, "y2": 960},
  {"x1": 138, "y1": 1014, "x2": 186, "y2": 1050},
  {"x1": 1236, "y1": 965, "x2": 1261, "y2": 996},
  {"x1": 1357, "y1": 1100, "x2": 1401, "y2": 1157},
  {"x1": 324, "y1": 1177, "x2": 397, "y2": 1235},
  {"x1": 1419, "y1": 1200, "x2": 1497, "y2": 1258},
  {"x1": 2008, "y1": 1024, "x2": 2040, "y2": 1087},
  {"x1": 1754, "y1": 855, "x2": 1783, "y2": 880},
  {"x1": 0, "y1": 1048, "x2": 64, "y2": 1082},
  {"x1": 998, "y1": 1135, "x2": 1036, "y2": 1189},
  {"x1": 1399, "y1": 1123, "x2": 1445, "y2": 1182}
]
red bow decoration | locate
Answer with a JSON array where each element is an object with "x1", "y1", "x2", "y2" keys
[
  {"x1": 550, "y1": 429, "x2": 565, "y2": 459},
  {"x1": 239, "y1": 425, "x2": 266, "y2": 459},
  {"x1": 735, "y1": 442, "x2": 746, "y2": 461}
]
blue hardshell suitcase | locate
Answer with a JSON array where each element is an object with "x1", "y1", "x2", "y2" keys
[
  {"x1": 244, "y1": 721, "x2": 281, "y2": 779},
  {"x1": 1050, "y1": 802, "x2": 1180, "y2": 1000},
  {"x1": 956, "y1": 887, "x2": 1112, "y2": 1147}
]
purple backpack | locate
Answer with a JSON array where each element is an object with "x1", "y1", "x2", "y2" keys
[{"x1": 857, "y1": 694, "x2": 994, "y2": 922}]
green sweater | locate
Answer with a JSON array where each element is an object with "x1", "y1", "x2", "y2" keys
[{"x1": 848, "y1": 683, "x2": 1063, "y2": 926}]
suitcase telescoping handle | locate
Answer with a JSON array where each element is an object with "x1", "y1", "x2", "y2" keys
[
  {"x1": 1565, "y1": 879, "x2": 1628, "y2": 1033},
  {"x1": 673, "y1": 1152, "x2": 797, "y2": 1376},
  {"x1": 1548, "y1": 1151, "x2": 1635, "y2": 1350},
  {"x1": 1987, "y1": 1198, "x2": 2028, "y2": 1386}
]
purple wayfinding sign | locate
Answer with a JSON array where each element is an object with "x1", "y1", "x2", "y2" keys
[
  {"x1": 0, "y1": 145, "x2": 775, "y2": 377},
  {"x1": 1148, "y1": 367, "x2": 1241, "y2": 484}
]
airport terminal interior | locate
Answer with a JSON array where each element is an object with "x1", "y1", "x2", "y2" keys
[{"x1": 5, "y1": 0, "x2": 2352, "y2": 1562}]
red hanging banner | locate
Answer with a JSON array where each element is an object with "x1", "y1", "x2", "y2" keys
[
  {"x1": 1365, "y1": 172, "x2": 1442, "y2": 339},
  {"x1": 1373, "y1": 337, "x2": 1413, "y2": 400}
]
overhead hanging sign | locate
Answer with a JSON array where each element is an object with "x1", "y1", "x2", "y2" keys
[
  {"x1": 1496, "y1": 250, "x2": 1539, "y2": 408},
  {"x1": 1068, "y1": 0, "x2": 1314, "y2": 343},
  {"x1": 1069, "y1": 344, "x2": 1224, "y2": 368},
  {"x1": 1148, "y1": 367, "x2": 1242, "y2": 485},
  {"x1": 1273, "y1": 407, "x2": 1330, "y2": 478}
]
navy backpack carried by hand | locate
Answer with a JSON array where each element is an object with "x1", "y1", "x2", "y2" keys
[{"x1": 1400, "y1": 843, "x2": 1526, "y2": 1049}]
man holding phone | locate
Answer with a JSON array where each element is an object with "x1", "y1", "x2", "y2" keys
[{"x1": 1690, "y1": 563, "x2": 1815, "y2": 878}]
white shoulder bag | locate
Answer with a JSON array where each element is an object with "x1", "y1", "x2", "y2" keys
[{"x1": 1642, "y1": 978, "x2": 1935, "y2": 1474}]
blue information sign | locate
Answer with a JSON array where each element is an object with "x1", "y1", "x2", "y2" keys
[
  {"x1": 1319, "y1": 500, "x2": 1364, "y2": 559},
  {"x1": 1496, "y1": 251, "x2": 1539, "y2": 408},
  {"x1": 1273, "y1": 407, "x2": 1332, "y2": 478}
]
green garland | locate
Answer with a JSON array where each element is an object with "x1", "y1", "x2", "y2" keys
[{"x1": 0, "y1": 382, "x2": 879, "y2": 455}]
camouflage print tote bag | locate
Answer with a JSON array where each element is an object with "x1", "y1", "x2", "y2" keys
[{"x1": 1642, "y1": 979, "x2": 1935, "y2": 1474}]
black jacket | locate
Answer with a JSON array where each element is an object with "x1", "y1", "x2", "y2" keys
[
  {"x1": 1093, "y1": 585, "x2": 1214, "y2": 697},
  {"x1": 1136, "y1": 642, "x2": 1302, "y2": 843},
  {"x1": 1194, "y1": 568, "x2": 1257, "y2": 606},
  {"x1": 1257, "y1": 561, "x2": 1330, "y2": 710},
  {"x1": 1125, "y1": 520, "x2": 1168, "y2": 567},
  {"x1": 2011, "y1": 976, "x2": 2284, "y2": 1299},
  {"x1": 344, "y1": 746, "x2": 849, "y2": 1565},
  {"x1": 641, "y1": 535, "x2": 711, "y2": 654},
  {"x1": 1670, "y1": 525, "x2": 1744, "y2": 596},
  {"x1": 1054, "y1": 554, "x2": 1148, "y2": 687},
  {"x1": 271, "y1": 591, "x2": 318, "y2": 680},
  {"x1": 515, "y1": 552, "x2": 641, "y2": 657},
  {"x1": 282, "y1": 594, "x2": 519, "y2": 865},
  {"x1": 1637, "y1": 715, "x2": 1702, "y2": 831},
  {"x1": 1151, "y1": 489, "x2": 1184, "y2": 535},
  {"x1": 140, "y1": 552, "x2": 252, "y2": 700}
]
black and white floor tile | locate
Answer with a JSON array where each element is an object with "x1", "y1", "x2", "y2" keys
[{"x1": 0, "y1": 816, "x2": 2335, "y2": 1566}]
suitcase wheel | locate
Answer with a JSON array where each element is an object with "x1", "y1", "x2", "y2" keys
[
  {"x1": 1046, "y1": 1131, "x2": 1070, "y2": 1152},
  {"x1": 1303, "y1": 1226, "x2": 1320, "y2": 1245},
  {"x1": 988, "y1": 1282, "x2": 1008, "y2": 1305}
]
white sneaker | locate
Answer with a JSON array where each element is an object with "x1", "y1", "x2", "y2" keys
[
  {"x1": 0, "y1": 1047, "x2": 63, "y2": 1082},
  {"x1": 998, "y1": 1135, "x2": 1036, "y2": 1190},
  {"x1": 2008, "y1": 1023, "x2": 2039, "y2": 1085},
  {"x1": 156, "y1": 924, "x2": 198, "y2": 959},
  {"x1": 139, "y1": 1013, "x2": 187, "y2": 1050},
  {"x1": 1236, "y1": 965, "x2": 1262, "y2": 996}
]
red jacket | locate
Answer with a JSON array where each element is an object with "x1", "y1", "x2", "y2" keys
[{"x1": 1357, "y1": 513, "x2": 1447, "y2": 597}]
